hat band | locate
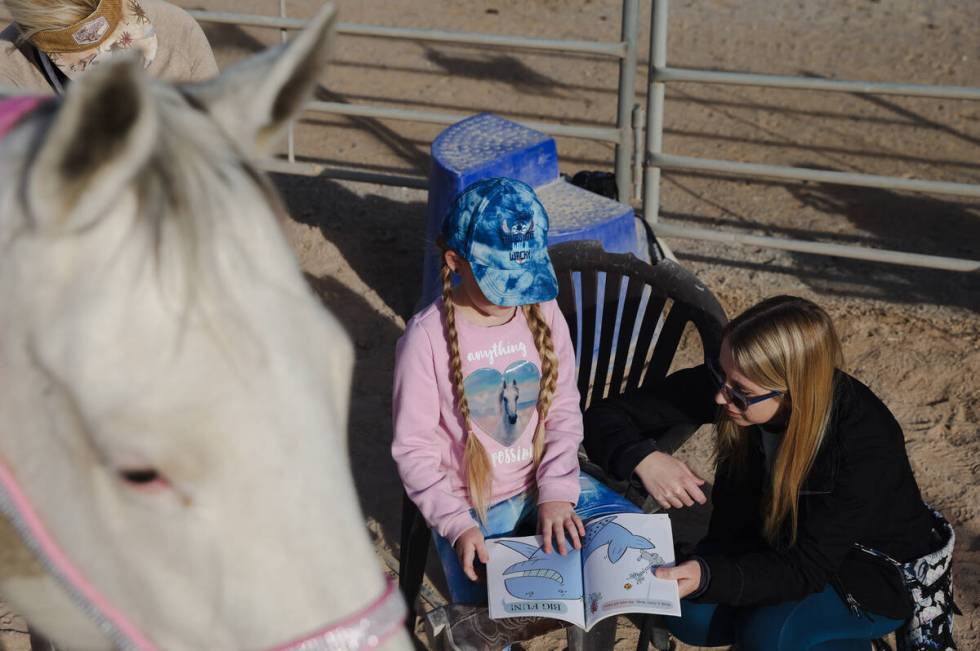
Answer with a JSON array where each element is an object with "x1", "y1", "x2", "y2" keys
[{"x1": 29, "y1": 0, "x2": 123, "y2": 53}]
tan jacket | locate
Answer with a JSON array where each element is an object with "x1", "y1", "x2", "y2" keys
[{"x1": 0, "y1": 0, "x2": 218, "y2": 92}]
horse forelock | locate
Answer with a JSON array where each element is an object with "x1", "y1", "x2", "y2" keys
[
  {"x1": 119, "y1": 84, "x2": 295, "y2": 362},
  {"x1": 139, "y1": 84, "x2": 288, "y2": 260}
]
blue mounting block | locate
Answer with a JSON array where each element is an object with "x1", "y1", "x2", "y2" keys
[{"x1": 420, "y1": 113, "x2": 639, "y2": 308}]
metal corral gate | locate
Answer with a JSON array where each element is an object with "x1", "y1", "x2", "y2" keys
[
  {"x1": 187, "y1": 1, "x2": 646, "y2": 202},
  {"x1": 4, "y1": 1, "x2": 974, "y2": 272}
]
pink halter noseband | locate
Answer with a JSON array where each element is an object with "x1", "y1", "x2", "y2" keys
[{"x1": 0, "y1": 96, "x2": 406, "y2": 650}]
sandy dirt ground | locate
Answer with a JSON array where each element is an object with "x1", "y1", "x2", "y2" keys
[{"x1": 1, "y1": 1, "x2": 977, "y2": 649}]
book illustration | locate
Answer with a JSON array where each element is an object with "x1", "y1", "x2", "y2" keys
[
  {"x1": 625, "y1": 550, "x2": 667, "y2": 589},
  {"x1": 588, "y1": 592, "x2": 602, "y2": 615},
  {"x1": 582, "y1": 515, "x2": 655, "y2": 564},
  {"x1": 497, "y1": 540, "x2": 583, "y2": 600}
]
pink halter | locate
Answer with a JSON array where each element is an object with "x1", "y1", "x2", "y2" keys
[
  {"x1": 0, "y1": 96, "x2": 48, "y2": 137},
  {"x1": 0, "y1": 96, "x2": 406, "y2": 650}
]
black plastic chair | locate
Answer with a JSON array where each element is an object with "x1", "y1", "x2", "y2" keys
[{"x1": 398, "y1": 240, "x2": 727, "y2": 649}]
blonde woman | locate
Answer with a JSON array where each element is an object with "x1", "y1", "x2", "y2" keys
[
  {"x1": 0, "y1": 0, "x2": 217, "y2": 93},
  {"x1": 584, "y1": 296, "x2": 941, "y2": 650},
  {"x1": 392, "y1": 178, "x2": 642, "y2": 607}
]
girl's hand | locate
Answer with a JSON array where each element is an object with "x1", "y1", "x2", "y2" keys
[
  {"x1": 454, "y1": 527, "x2": 489, "y2": 582},
  {"x1": 538, "y1": 501, "x2": 585, "y2": 555},
  {"x1": 655, "y1": 560, "x2": 702, "y2": 598}
]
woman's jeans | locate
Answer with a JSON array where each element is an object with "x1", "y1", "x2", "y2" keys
[
  {"x1": 433, "y1": 471, "x2": 642, "y2": 604},
  {"x1": 668, "y1": 585, "x2": 904, "y2": 651}
]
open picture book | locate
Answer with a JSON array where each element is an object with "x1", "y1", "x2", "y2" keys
[{"x1": 487, "y1": 513, "x2": 681, "y2": 631}]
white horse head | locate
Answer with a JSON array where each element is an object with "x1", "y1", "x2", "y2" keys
[
  {"x1": 0, "y1": 5, "x2": 409, "y2": 650},
  {"x1": 499, "y1": 379, "x2": 520, "y2": 427},
  {"x1": 495, "y1": 379, "x2": 520, "y2": 446}
]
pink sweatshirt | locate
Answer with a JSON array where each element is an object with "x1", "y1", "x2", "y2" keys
[{"x1": 391, "y1": 298, "x2": 583, "y2": 544}]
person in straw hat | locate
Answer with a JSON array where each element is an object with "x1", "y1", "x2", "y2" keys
[{"x1": 0, "y1": 0, "x2": 217, "y2": 93}]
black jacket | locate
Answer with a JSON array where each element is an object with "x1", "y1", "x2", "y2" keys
[{"x1": 583, "y1": 365, "x2": 934, "y2": 619}]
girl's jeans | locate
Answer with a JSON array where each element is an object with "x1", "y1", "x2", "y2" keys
[
  {"x1": 667, "y1": 585, "x2": 904, "y2": 651},
  {"x1": 432, "y1": 471, "x2": 642, "y2": 604}
]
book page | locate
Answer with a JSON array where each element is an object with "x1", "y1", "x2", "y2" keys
[
  {"x1": 581, "y1": 513, "x2": 681, "y2": 629},
  {"x1": 487, "y1": 535, "x2": 585, "y2": 629}
]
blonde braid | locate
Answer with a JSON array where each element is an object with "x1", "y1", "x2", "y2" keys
[
  {"x1": 522, "y1": 303, "x2": 559, "y2": 468},
  {"x1": 441, "y1": 261, "x2": 493, "y2": 523}
]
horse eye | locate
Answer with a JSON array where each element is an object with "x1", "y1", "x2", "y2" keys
[{"x1": 118, "y1": 468, "x2": 167, "y2": 488}]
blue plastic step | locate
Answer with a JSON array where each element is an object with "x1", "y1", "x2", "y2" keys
[
  {"x1": 420, "y1": 113, "x2": 639, "y2": 308},
  {"x1": 535, "y1": 179, "x2": 637, "y2": 253}
]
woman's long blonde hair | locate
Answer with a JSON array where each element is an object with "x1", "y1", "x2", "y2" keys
[
  {"x1": 6, "y1": 0, "x2": 101, "y2": 43},
  {"x1": 716, "y1": 295, "x2": 843, "y2": 546},
  {"x1": 439, "y1": 247, "x2": 559, "y2": 523}
]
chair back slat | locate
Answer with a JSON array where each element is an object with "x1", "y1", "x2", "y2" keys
[
  {"x1": 643, "y1": 302, "x2": 691, "y2": 388},
  {"x1": 608, "y1": 275, "x2": 646, "y2": 398},
  {"x1": 625, "y1": 294, "x2": 668, "y2": 392},
  {"x1": 589, "y1": 271, "x2": 624, "y2": 408},
  {"x1": 576, "y1": 268, "x2": 599, "y2": 410},
  {"x1": 556, "y1": 268, "x2": 578, "y2": 360}
]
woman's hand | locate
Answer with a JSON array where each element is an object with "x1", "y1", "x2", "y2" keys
[
  {"x1": 655, "y1": 560, "x2": 702, "y2": 598},
  {"x1": 538, "y1": 501, "x2": 586, "y2": 555},
  {"x1": 454, "y1": 527, "x2": 489, "y2": 581},
  {"x1": 635, "y1": 451, "x2": 707, "y2": 510}
]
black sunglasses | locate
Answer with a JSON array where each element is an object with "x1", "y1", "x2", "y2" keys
[{"x1": 706, "y1": 358, "x2": 782, "y2": 412}]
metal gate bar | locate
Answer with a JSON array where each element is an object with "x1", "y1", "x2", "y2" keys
[
  {"x1": 654, "y1": 154, "x2": 980, "y2": 200},
  {"x1": 655, "y1": 67, "x2": 980, "y2": 101},
  {"x1": 304, "y1": 100, "x2": 622, "y2": 141},
  {"x1": 185, "y1": 10, "x2": 628, "y2": 58},
  {"x1": 653, "y1": 223, "x2": 979, "y2": 273}
]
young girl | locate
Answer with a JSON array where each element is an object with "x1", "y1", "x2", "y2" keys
[
  {"x1": 584, "y1": 296, "x2": 952, "y2": 650},
  {"x1": 392, "y1": 177, "x2": 641, "y2": 603}
]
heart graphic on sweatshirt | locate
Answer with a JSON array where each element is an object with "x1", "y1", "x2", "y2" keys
[{"x1": 463, "y1": 360, "x2": 541, "y2": 446}]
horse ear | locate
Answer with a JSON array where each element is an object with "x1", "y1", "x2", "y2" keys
[
  {"x1": 185, "y1": 3, "x2": 337, "y2": 157},
  {"x1": 27, "y1": 55, "x2": 157, "y2": 232}
]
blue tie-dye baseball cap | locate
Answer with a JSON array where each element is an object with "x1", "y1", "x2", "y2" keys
[{"x1": 442, "y1": 178, "x2": 558, "y2": 307}]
